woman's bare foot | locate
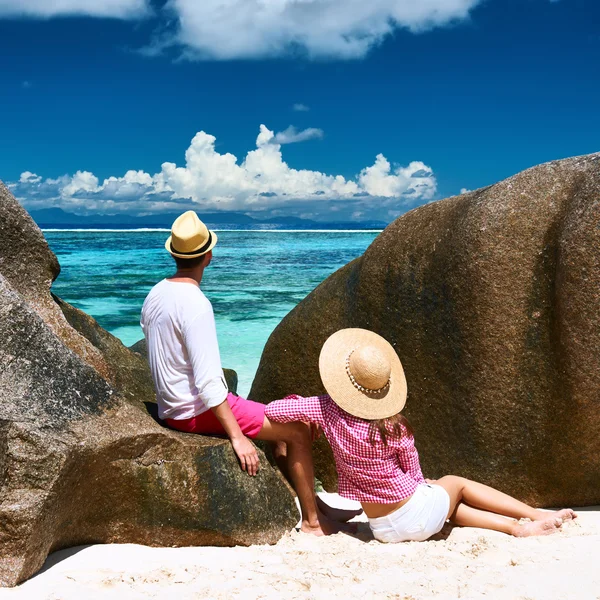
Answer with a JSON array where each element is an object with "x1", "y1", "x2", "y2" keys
[
  {"x1": 513, "y1": 517, "x2": 563, "y2": 537},
  {"x1": 533, "y1": 508, "x2": 577, "y2": 523},
  {"x1": 316, "y1": 495, "x2": 363, "y2": 523},
  {"x1": 550, "y1": 509, "x2": 578, "y2": 522},
  {"x1": 300, "y1": 512, "x2": 359, "y2": 536}
]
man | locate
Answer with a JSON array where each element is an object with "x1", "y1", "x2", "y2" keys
[{"x1": 141, "y1": 211, "x2": 356, "y2": 536}]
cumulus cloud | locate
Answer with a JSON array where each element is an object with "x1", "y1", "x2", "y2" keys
[
  {"x1": 359, "y1": 154, "x2": 434, "y2": 199},
  {"x1": 273, "y1": 126, "x2": 324, "y2": 145},
  {"x1": 1, "y1": 0, "x2": 482, "y2": 60},
  {"x1": 167, "y1": 0, "x2": 483, "y2": 60},
  {"x1": 19, "y1": 171, "x2": 41, "y2": 184},
  {"x1": 293, "y1": 103, "x2": 310, "y2": 112},
  {"x1": 0, "y1": 0, "x2": 146, "y2": 18},
  {"x1": 10, "y1": 124, "x2": 437, "y2": 222}
]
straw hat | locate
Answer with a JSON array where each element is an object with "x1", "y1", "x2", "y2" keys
[
  {"x1": 165, "y1": 211, "x2": 218, "y2": 259},
  {"x1": 319, "y1": 328, "x2": 407, "y2": 420}
]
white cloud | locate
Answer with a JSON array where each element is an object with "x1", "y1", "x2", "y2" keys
[
  {"x1": 460, "y1": 187, "x2": 472, "y2": 194},
  {"x1": 19, "y1": 171, "x2": 41, "y2": 184},
  {"x1": 359, "y1": 155, "x2": 435, "y2": 199},
  {"x1": 273, "y1": 126, "x2": 324, "y2": 145},
  {"x1": 168, "y1": 0, "x2": 483, "y2": 60},
  {"x1": 10, "y1": 124, "x2": 437, "y2": 222},
  {"x1": 0, "y1": 0, "x2": 482, "y2": 61},
  {"x1": 61, "y1": 171, "x2": 100, "y2": 197},
  {"x1": 0, "y1": 0, "x2": 147, "y2": 18},
  {"x1": 293, "y1": 103, "x2": 310, "y2": 112}
]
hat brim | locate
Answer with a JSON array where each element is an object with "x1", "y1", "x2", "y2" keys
[
  {"x1": 165, "y1": 230, "x2": 218, "y2": 259},
  {"x1": 319, "y1": 328, "x2": 407, "y2": 421}
]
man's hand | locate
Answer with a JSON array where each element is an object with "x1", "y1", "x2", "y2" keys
[
  {"x1": 210, "y1": 399, "x2": 259, "y2": 476},
  {"x1": 231, "y1": 435, "x2": 260, "y2": 476}
]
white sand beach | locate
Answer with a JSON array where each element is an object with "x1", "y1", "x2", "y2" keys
[{"x1": 1, "y1": 495, "x2": 597, "y2": 600}]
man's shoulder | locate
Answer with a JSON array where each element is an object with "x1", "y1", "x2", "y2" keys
[
  {"x1": 145, "y1": 277, "x2": 168, "y2": 295},
  {"x1": 141, "y1": 279, "x2": 161, "y2": 306},
  {"x1": 143, "y1": 280, "x2": 210, "y2": 311},
  {"x1": 186, "y1": 288, "x2": 212, "y2": 314},
  {"x1": 164, "y1": 282, "x2": 213, "y2": 316}
]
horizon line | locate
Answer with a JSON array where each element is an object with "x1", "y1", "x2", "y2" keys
[{"x1": 41, "y1": 228, "x2": 385, "y2": 234}]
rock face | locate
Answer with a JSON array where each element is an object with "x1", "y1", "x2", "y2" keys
[
  {"x1": 250, "y1": 153, "x2": 600, "y2": 507},
  {"x1": 0, "y1": 182, "x2": 109, "y2": 378},
  {"x1": 0, "y1": 184, "x2": 297, "y2": 587}
]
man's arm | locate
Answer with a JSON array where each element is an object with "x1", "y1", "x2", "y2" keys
[
  {"x1": 211, "y1": 400, "x2": 260, "y2": 476},
  {"x1": 184, "y1": 307, "x2": 259, "y2": 476}
]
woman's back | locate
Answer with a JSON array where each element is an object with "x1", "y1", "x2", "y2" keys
[{"x1": 264, "y1": 394, "x2": 426, "y2": 503}]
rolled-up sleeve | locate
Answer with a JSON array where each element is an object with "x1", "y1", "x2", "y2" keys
[
  {"x1": 183, "y1": 308, "x2": 228, "y2": 410},
  {"x1": 265, "y1": 395, "x2": 326, "y2": 427}
]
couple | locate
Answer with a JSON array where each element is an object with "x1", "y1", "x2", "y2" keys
[{"x1": 141, "y1": 211, "x2": 576, "y2": 543}]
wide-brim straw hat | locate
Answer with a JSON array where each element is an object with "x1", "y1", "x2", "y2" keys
[
  {"x1": 165, "y1": 211, "x2": 218, "y2": 259},
  {"x1": 319, "y1": 328, "x2": 407, "y2": 420}
]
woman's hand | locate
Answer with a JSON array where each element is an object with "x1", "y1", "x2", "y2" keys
[
  {"x1": 231, "y1": 435, "x2": 260, "y2": 476},
  {"x1": 425, "y1": 478, "x2": 437, "y2": 484}
]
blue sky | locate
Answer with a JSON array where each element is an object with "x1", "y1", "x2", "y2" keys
[{"x1": 1, "y1": 0, "x2": 598, "y2": 223}]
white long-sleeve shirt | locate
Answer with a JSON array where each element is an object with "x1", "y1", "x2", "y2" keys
[{"x1": 140, "y1": 279, "x2": 228, "y2": 420}]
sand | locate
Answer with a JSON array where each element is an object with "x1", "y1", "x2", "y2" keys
[{"x1": 1, "y1": 497, "x2": 598, "y2": 600}]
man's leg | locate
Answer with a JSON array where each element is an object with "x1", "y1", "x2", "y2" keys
[
  {"x1": 255, "y1": 417, "x2": 353, "y2": 536},
  {"x1": 270, "y1": 436, "x2": 362, "y2": 523}
]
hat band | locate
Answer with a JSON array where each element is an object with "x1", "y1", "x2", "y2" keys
[
  {"x1": 345, "y1": 350, "x2": 391, "y2": 395},
  {"x1": 170, "y1": 231, "x2": 213, "y2": 256}
]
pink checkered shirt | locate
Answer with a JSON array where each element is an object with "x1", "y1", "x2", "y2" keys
[{"x1": 264, "y1": 394, "x2": 425, "y2": 504}]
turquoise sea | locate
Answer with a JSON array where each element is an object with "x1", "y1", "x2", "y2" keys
[{"x1": 45, "y1": 230, "x2": 380, "y2": 396}]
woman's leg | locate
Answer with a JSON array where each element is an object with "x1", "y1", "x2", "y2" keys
[
  {"x1": 435, "y1": 475, "x2": 575, "y2": 537},
  {"x1": 450, "y1": 502, "x2": 564, "y2": 536}
]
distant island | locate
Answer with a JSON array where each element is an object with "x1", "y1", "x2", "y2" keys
[{"x1": 30, "y1": 208, "x2": 387, "y2": 231}]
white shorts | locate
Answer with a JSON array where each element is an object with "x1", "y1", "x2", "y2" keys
[{"x1": 368, "y1": 483, "x2": 450, "y2": 543}]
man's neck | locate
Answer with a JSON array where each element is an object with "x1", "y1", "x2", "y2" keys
[{"x1": 168, "y1": 267, "x2": 205, "y2": 286}]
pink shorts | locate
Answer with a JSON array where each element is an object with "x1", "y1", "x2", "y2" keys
[{"x1": 164, "y1": 392, "x2": 266, "y2": 439}]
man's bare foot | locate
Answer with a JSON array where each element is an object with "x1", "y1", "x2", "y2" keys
[
  {"x1": 533, "y1": 508, "x2": 578, "y2": 523},
  {"x1": 316, "y1": 496, "x2": 363, "y2": 523},
  {"x1": 299, "y1": 512, "x2": 359, "y2": 537},
  {"x1": 513, "y1": 517, "x2": 562, "y2": 537}
]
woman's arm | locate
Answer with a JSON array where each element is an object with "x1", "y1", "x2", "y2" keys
[
  {"x1": 393, "y1": 431, "x2": 426, "y2": 484},
  {"x1": 264, "y1": 395, "x2": 326, "y2": 427}
]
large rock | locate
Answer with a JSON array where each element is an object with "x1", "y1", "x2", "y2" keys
[
  {"x1": 250, "y1": 153, "x2": 600, "y2": 507},
  {"x1": 0, "y1": 182, "x2": 109, "y2": 378},
  {"x1": 0, "y1": 185, "x2": 297, "y2": 587}
]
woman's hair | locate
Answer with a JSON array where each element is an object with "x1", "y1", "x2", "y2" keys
[{"x1": 368, "y1": 412, "x2": 413, "y2": 446}]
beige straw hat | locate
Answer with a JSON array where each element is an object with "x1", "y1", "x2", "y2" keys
[
  {"x1": 165, "y1": 211, "x2": 218, "y2": 259},
  {"x1": 319, "y1": 328, "x2": 407, "y2": 420}
]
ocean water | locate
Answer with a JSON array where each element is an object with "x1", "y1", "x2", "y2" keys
[{"x1": 46, "y1": 230, "x2": 379, "y2": 397}]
